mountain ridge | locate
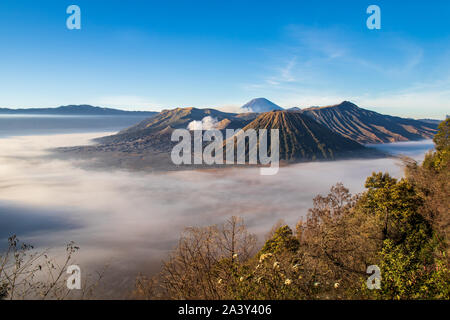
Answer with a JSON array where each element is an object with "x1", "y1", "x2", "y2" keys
[
  {"x1": 234, "y1": 110, "x2": 377, "y2": 161},
  {"x1": 54, "y1": 101, "x2": 438, "y2": 171},
  {"x1": 299, "y1": 101, "x2": 438, "y2": 144},
  {"x1": 68, "y1": 108, "x2": 383, "y2": 168},
  {"x1": 96, "y1": 107, "x2": 255, "y2": 144},
  {"x1": 0, "y1": 105, "x2": 157, "y2": 116}
]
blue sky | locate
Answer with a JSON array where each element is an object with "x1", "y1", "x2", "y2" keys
[{"x1": 0, "y1": 0, "x2": 449, "y2": 118}]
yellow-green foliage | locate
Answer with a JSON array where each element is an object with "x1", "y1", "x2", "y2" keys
[
  {"x1": 424, "y1": 119, "x2": 449, "y2": 171},
  {"x1": 260, "y1": 226, "x2": 300, "y2": 255},
  {"x1": 366, "y1": 239, "x2": 450, "y2": 300}
]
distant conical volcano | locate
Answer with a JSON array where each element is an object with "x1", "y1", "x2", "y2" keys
[
  {"x1": 237, "y1": 110, "x2": 374, "y2": 161},
  {"x1": 240, "y1": 98, "x2": 283, "y2": 113}
]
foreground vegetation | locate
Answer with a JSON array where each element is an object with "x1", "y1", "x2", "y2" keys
[
  {"x1": 0, "y1": 237, "x2": 105, "y2": 299},
  {"x1": 134, "y1": 119, "x2": 450, "y2": 300}
]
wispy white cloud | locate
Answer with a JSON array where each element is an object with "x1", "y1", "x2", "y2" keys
[
  {"x1": 265, "y1": 57, "x2": 298, "y2": 85},
  {"x1": 238, "y1": 25, "x2": 449, "y2": 118}
]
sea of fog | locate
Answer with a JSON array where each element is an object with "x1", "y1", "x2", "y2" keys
[
  {"x1": 0, "y1": 115, "x2": 434, "y2": 296},
  {"x1": 0, "y1": 114, "x2": 151, "y2": 137}
]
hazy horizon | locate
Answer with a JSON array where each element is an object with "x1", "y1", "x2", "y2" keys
[{"x1": 0, "y1": 101, "x2": 447, "y2": 121}]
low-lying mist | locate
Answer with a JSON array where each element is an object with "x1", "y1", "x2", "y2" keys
[{"x1": 0, "y1": 132, "x2": 433, "y2": 296}]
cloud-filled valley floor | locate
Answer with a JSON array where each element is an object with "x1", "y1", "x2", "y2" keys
[{"x1": 0, "y1": 132, "x2": 433, "y2": 296}]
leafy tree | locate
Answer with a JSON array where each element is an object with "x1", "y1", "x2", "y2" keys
[
  {"x1": 404, "y1": 118, "x2": 449, "y2": 258},
  {"x1": 360, "y1": 172, "x2": 448, "y2": 299},
  {"x1": 362, "y1": 173, "x2": 431, "y2": 250},
  {"x1": 422, "y1": 119, "x2": 449, "y2": 171},
  {"x1": 260, "y1": 225, "x2": 300, "y2": 255},
  {"x1": 433, "y1": 118, "x2": 450, "y2": 151},
  {"x1": 374, "y1": 239, "x2": 450, "y2": 299}
]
